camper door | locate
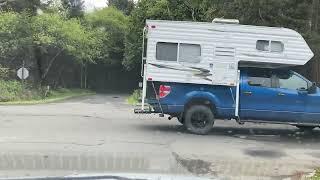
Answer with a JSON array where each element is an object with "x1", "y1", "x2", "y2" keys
[{"x1": 210, "y1": 46, "x2": 238, "y2": 86}]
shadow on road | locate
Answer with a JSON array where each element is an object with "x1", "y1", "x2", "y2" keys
[
  {"x1": 62, "y1": 94, "x2": 129, "y2": 104},
  {"x1": 139, "y1": 123, "x2": 320, "y2": 144}
]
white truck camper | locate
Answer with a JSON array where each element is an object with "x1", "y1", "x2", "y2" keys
[{"x1": 137, "y1": 19, "x2": 314, "y2": 116}]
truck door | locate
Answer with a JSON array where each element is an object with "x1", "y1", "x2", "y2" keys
[
  {"x1": 273, "y1": 72, "x2": 320, "y2": 125},
  {"x1": 240, "y1": 68, "x2": 280, "y2": 121},
  {"x1": 271, "y1": 71, "x2": 307, "y2": 122},
  {"x1": 304, "y1": 87, "x2": 320, "y2": 125}
]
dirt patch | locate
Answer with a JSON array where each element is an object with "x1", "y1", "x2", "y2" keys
[
  {"x1": 172, "y1": 152, "x2": 216, "y2": 175},
  {"x1": 245, "y1": 149, "x2": 286, "y2": 159}
]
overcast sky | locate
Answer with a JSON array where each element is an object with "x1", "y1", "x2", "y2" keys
[{"x1": 84, "y1": 0, "x2": 108, "y2": 11}]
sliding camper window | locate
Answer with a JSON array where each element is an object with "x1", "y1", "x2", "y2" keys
[
  {"x1": 179, "y1": 44, "x2": 201, "y2": 63},
  {"x1": 256, "y1": 40, "x2": 270, "y2": 52},
  {"x1": 256, "y1": 40, "x2": 284, "y2": 53},
  {"x1": 271, "y1": 41, "x2": 284, "y2": 52},
  {"x1": 156, "y1": 42, "x2": 178, "y2": 61},
  {"x1": 156, "y1": 42, "x2": 201, "y2": 63}
]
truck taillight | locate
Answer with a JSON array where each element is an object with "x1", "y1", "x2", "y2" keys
[{"x1": 159, "y1": 85, "x2": 171, "y2": 98}]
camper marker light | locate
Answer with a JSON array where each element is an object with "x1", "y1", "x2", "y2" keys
[
  {"x1": 159, "y1": 85, "x2": 171, "y2": 98},
  {"x1": 151, "y1": 25, "x2": 156, "y2": 29},
  {"x1": 148, "y1": 77, "x2": 153, "y2": 81}
]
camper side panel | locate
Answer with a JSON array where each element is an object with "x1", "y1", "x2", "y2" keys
[
  {"x1": 145, "y1": 22, "x2": 238, "y2": 86},
  {"x1": 146, "y1": 20, "x2": 313, "y2": 68}
]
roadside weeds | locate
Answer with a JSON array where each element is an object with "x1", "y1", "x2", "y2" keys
[
  {"x1": 0, "y1": 89, "x2": 95, "y2": 105},
  {"x1": 308, "y1": 169, "x2": 320, "y2": 180},
  {"x1": 127, "y1": 89, "x2": 141, "y2": 105}
]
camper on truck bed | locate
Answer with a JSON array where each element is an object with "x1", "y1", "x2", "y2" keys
[{"x1": 134, "y1": 19, "x2": 319, "y2": 135}]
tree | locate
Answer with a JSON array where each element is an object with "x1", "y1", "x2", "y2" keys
[
  {"x1": 312, "y1": 0, "x2": 320, "y2": 32},
  {"x1": 85, "y1": 7, "x2": 128, "y2": 66},
  {"x1": 31, "y1": 13, "x2": 102, "y2": 84},
  {"x1": 61, "y1": 0, "x2": 85, "y2": 18},
  {"x1": 0, "y1": 0, "x2": 41, "y2": 14},
  {"x1": 0, "y1": 12, "x2": 34, "y2": 71},
  {"x1": 123, "y1": 0, "x2": 169, "y2": 70},
  {"x1": 108, "y1": 0, "x2": 135, "y2": 15},
  {"x1": 0, "y1": 12, "x2": 102, "y2": 86}
]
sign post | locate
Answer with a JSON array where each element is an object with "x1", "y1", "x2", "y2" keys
[{"x1": 17, "y1": 64, "x2": 29, "y2": 92}]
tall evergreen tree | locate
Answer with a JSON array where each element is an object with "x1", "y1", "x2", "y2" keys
[
  {"x1": 0, "y1": 0, "x2": 41, "y2": 14},
  {"x1": 108, "y1": 0, "x2": 135, "y2": 15},
  {"x1": 61, "y1": 0, "x2": 85, "y2": 18}
]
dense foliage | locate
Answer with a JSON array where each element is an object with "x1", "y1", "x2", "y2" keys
[
  {"x1": 0, "y1": 0, "x2": 320, "y2": 91},
  {"x1": 108, "y1": 0, "x2": 135, "y2": 15},
  {"x1": 85, "y1": 7, "x2": 128, "y2": 66}
]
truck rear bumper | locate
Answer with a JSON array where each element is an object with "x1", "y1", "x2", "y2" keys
[
  {"x1": 134, "y1": 108, "x2": 153, "y2": 114},
  {"x1": 134, "y1": 104, "x2": 180, "y2": 115}
]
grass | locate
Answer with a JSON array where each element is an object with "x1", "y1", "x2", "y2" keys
[
  {"x1": 0, "y1": 80, "x2": 95, "y2": 105},
  {"x1": 310, "y1": 169, "x2": 320, "y2": 180},
  {"x1": 127, "y1": 89, "x2": 141, "y2": 105}
]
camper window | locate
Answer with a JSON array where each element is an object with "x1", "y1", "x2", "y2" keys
[
  {"x1": 256, "y1": 40, "x2": 270, "y2": 51},
  {"x1": 156, "y1": 42, "x2": 178, "y2": 61},
  {"x1": 179, "y1": 44, "x2": 201, "y2": 63},
  {"x1": 271, "y1": 41, "x2": 284, "y2": 52},
  {"x1": 256, "y1": 40, "x2": 284, "y2": 53}
]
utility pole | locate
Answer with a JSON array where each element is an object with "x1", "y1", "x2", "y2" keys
[
  {"x1": 80, "y1": 63, "x2": 83, "y2": 89},
  {"x1": 84, "y1": 63, "x2": 87, "y2": 89}
]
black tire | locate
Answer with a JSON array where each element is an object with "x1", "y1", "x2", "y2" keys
[
  {"x1": 296, "y1": 125, "x2": 316, "y2": 131},
  {"x1": 184, "y1": 105, "x2": 214, "y2": 135}
]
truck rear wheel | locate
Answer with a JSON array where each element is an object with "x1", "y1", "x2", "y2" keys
[
  {"x1": 296, "y1": 125, "x2": 316, "y2": 131},
  {"x1": 177, "y1": 116, "x2": 184, "y2": 125},
  {"x1": 184, "y1": 105, "x2": 214, "y2": 135}
]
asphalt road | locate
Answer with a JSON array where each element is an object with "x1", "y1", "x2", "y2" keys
[{"x1": 0, "y1": 94, "x2": 319, "y2": 179}]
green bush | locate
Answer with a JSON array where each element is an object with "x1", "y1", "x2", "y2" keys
[
  {"x1": 0, "y1": 80, "x2": 45, "y2": 102},
  {"x1": 127, "y1": 89, "x2": 141, "y2": 105},
  {"x1": 0, "y1": 80, "x2": 94, "y2": 103},
  {"x1": 311, "y1": 169, "x2": 320, "y2": 180},
  {"x1": 0, "y1": 80, "x2": 23, "y2": 102}
]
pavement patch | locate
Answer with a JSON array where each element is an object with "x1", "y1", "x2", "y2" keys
[{"x1": 172, "y1": 152, "x2": 215, "y2": 176}]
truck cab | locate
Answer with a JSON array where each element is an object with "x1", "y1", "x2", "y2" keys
[
  {"x1": 145, "y1": 68, "x2": 320, "y2": 135},
  {"x1": 240, "y1": 68, "x2": 320, "y2": 124}
]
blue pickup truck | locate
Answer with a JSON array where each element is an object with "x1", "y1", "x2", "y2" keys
[{"x1": 145, "y1": 68, "x2": 320, "y2": 135}]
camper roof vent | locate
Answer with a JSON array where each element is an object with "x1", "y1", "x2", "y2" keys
[{"x1": 212, "y1": 18, "x2": 239, "y2": 24}]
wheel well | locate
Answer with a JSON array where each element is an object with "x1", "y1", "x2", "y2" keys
[{"x1": 184, "y1": 98, "x2": 216, "y2": 116}]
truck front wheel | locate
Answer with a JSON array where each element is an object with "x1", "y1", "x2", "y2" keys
[{"x1": 184, "y1": 105, "x2": 214, "y2": 135}]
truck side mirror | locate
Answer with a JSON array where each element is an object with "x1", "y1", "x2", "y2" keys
[
  {"x1": 308, "y1": 82, "x2": 317, "y2": 94},
  {"x1": 298, "y1": 88, "x2": 308, "y2": 95}
]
